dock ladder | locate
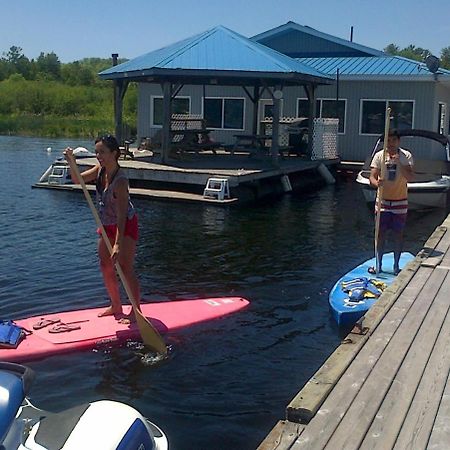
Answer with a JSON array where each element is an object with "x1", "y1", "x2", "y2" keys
[{"x1": 203, "y1": 178, "x2": 230, "y2": 201}]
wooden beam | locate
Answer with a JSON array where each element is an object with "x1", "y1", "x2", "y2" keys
[
  {"x1": 172, "y1": 83, "x2": 184, "y2": 99},
  {"x1": 252, "y1": 84, "x2": 261, "y2": 135},
  {"x1": 114, "y1": 80, "x2": 129, "y2": 144},
  {"x1": 270, "y1": 85, "x2": 281, "y2": 162},
  {"x1": 304, "y1": 84, "x2": 316, "y2": 157},
  {"x1": 241, "y1": 85, "x2": 255, "y2": 103},
  {"x1": 241, "y1": 85, "x2": 262, "y2": 135},
  {"x1": 161, "y1": 82, "x2": 172, "y2": 163}
]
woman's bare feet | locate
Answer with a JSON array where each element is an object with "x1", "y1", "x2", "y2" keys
[
  {"x1": 98, "y1": 306, "x2": 123, "y2": 318},
  {"x1": 118, "y1": 312, "x2": 136, "y2": 324}
]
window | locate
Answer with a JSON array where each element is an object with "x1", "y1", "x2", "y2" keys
[
  {"x1": 361, "y1": 100, "x2": 414, "y2": 135},
  {"x1": 263, "y1": 103, "x2": 274, "y2": 119},
  {"x1": 321, "y1": 100, "x2": 346, "y2": 133},
  {"x1": 151, "y1": 96, "x2": 190, "y2": 126},
  {"x1": 203, "y1": 98, "x2": 245, "y2": 130},
  {"x1": 297, "y1": 98, "x2": 346, "y2": 133},
  {"x1": 297, "y1": 99, "x2": 319, "y2": 119}
]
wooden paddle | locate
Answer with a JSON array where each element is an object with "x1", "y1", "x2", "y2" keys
[
  {"x1": 374, "y1": 107, "x2": 391, "y2": 274},
  {"x1": 66, "y1": 156, "x2": 167, "y2": 355}
]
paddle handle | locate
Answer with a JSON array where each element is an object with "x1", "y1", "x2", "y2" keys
[
  {"x1": 374, "y1": 107, "x2": 391, "y2": 273},
  {"x1": 66, "y1": 156, "x2": 167, "y2": 354}
]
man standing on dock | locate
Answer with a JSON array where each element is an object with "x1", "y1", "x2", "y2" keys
[{"x1": 369, "y1": 129, "x2": 414, "y2": 275}]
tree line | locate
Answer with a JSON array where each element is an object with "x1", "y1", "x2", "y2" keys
[
  {"x1": 0, "y1": 43, "x2": 449, "y2": 138},
  {"x1": 0, "y1": 46, "x2": 136, "y2": 138},
  {"x1": 383, "y1": 44, "x2": 450, "y2": 69},
  {"x1": 0, "y1": 46, "x2": 120, "y2": 85}
]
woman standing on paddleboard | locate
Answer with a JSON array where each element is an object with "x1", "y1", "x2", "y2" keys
[{"x1": 64, "y1": 135, "x2": 140, "y2": 322}]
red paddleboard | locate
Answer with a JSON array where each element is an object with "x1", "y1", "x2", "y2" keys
[{"x1": 0, "y1": 297, "x2": 249, "y2": 363}]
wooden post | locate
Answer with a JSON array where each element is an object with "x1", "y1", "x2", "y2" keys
[
  {"x1": 114, "y1": 80, "x2": 129, "y2": 145},
  {"x1": 271, "y1": 85, "x2": 282, "y2": 163},
  {"x1": 252, "y1": 84, "x2": 261, "y2": 135},
  {"x1": 161, "y1": 81, "x2": 172, "y2": 163},
  {"x1": 305, "y1": 84, "x2": 317, "y2": 158},
  {"x1": 111, "y1": 53, "x2": 129, "y2": 144}
]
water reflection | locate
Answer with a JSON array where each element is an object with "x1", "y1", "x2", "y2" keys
[{"x1": 201, "y1": 206, "x2": 228, "y2": 235}]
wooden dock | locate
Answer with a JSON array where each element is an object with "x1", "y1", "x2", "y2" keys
[
  {"x1": 76, "y1": 153, "x2": 337, "y2": 188},
  {"x1": 34, "y1": 153, "x2": 338, "y2": 205},
  {"x1": 258, "y1": 212, "x2": 450, "y2": 450},
  {"x1": 33, "y1": 183, "x2": 238, "y2": 204}
]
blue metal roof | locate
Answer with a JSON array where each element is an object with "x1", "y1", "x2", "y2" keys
[
  {"x1": 99, "y1": 25, "x2": 331, "y2": 82},
  {"x1": 252, "y1": 22, "x2": 384, "y2": 57},
  {"x1": 297, "y1": 56, "x2": 450, "y2": 76}
]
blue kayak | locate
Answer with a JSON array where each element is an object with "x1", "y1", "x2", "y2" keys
[{"x1": 329, "y1": 252, "x2": 415, "y2": 327}]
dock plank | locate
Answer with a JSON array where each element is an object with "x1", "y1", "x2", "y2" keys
[
  {"x1": 392, "y1": 274, "x2": 450, "y2": 450},
  {"x1": 290, "y1": 266, "x2": 433, "y2": 449},
  {"x1": 322, "y1": 268, "x2": 447, "y2": 450},
  {"x1": 427, "y1": 372, "x2": 450, "y2": 450},
  {"x1": 420, "y1": 226, "x2": 449, "y2": 268},
  {"x1": 358, "y1": 271, "x2": 450, "y2": 449},
  {"x1": 440, "y1": 248, "x2": 450, "y2": 269},
  {"x1": 257, "y1": 421, "x2": 305, "y2": 450}
]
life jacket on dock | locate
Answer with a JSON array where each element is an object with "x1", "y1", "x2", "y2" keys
[{"x1": 341, "y1": 277, "x2": 387, "y2": 302}]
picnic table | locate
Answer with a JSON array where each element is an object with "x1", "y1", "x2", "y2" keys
[
  {"x1": 170, "y1": 128, "x2": 221, "y2": 154},
  {"x1": 232, "y1": 134, "x2": 272, "y2": 155}
]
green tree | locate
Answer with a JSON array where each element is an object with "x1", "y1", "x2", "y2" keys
[
  {"x1": 36, "y1": 52, "x2": 61, "y2": 80},
  {"x1": 440, "y1": 47, "x2": 450, "y2": 70},
  {"x1": 384, "y1": 44, "x2": 400, "y2": 55},
  {"x1": 0, "y1": 46, "x2": 131, "y2": 136},
  {"x1": 60, "y1": 59, "x2": 112, "y2": 86},
  {"x1": 399, "y1": 45, "x2": 430, "y2": 61},
  {"x1": 0, "y1": 58, "x2": 12, "y2": 81},
  {"x1": 384, "y1": 44, "x2": 431, "y2": 62},
  {"x1": 4, "y1": 45, "x2": 33, "y2": 79}
]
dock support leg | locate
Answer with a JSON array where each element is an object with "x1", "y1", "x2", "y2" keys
[{"x1": 317, "y1": 163, "x2": 336, "y2": 184}]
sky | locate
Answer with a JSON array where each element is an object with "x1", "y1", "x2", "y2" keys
[{"x1": 0, "y1": 0, "x2": 449, "y2": 63}]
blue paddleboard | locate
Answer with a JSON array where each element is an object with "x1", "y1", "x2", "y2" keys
[{"x1": 329, "y1": 252, "x2": 415, "y2": 327}]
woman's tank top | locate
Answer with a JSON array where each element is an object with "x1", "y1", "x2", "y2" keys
[{"x1": 96, "y1": 167, "x2": 135, "y2": 226}]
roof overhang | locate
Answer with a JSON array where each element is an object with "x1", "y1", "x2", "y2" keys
[
  {"x1": 337, "y1": 74, "x2": 450, "y2": 83},
  {"x1": 99, "y1": 68, "x2": 333, "y2": 86}
]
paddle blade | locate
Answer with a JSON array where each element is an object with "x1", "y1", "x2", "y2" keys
[{"x1": 135, "y1": 309, "x2": 167, "y2": 355}]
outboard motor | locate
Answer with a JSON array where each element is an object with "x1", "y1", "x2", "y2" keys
[
  {"x1": 0, "y1": 363, "x2": 168, "y2": 450},
  {"x1": 0, "y1": 363, "x2": 35, "y2": 449}
]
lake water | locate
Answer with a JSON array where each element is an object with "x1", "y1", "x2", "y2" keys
[{"x1": 0, "y1": 136, "x2": 447, "y2": 449}]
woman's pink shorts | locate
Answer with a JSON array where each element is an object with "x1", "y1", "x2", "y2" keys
[{"x1": 97, "y1": 214, "x2": 139, "y2": 241}]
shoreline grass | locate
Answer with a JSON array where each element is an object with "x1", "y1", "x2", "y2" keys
[{"x1": 0, "y1": 114, "x2": 135, "y2": 138}]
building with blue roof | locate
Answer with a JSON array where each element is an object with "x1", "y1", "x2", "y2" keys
[
  {"x1": 99, "y1": 25, "x2": 332, "y2": 162},
  {"x1": 100, "y1": 21, "x2": 450, "y2": 162},
  {"x1": 251, "y1": 22, "x2": 450, "y2": 161}
]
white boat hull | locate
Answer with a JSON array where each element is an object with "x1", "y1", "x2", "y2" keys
[
  {"x1": 356, "y1": 170, "x2": 450, "y2": 210},
  {"x1": 38, "y1": 147, "x2": 96, "y2": 185}
]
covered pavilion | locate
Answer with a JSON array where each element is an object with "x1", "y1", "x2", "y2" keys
[{"x1": 99, "y1": 25, "x2": 333, "y2": 164}]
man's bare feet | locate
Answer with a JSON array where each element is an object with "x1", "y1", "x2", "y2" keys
[{"x1": 98, "y1": 306, "x2": 123, "y2": 318}]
